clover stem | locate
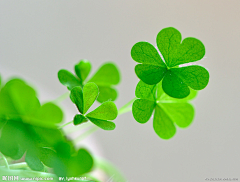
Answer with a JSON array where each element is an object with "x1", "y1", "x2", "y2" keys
[
  {"x1": 53, "y1": 91, "x2": 70, "y2": 104},
  {"x1": 9, "y1": 162, "x2": 28, "y2": 169},
  {"x1": 73, "y1": 126, "x2": 99, "y2": 143},
  {"x1": 0, "y1": 152, "x2": 9, "y2": 169},
  {"x1": 118, "y1": 97, "x2": 136, "y2": 115},
  {"x1": 58, "y1": 120, "x2": 73, "y2": 129},
  {"x1": 64, "y1": 122, "x2": 93, "y2": 135}
]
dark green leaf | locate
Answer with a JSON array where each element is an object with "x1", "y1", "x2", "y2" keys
[
  {"x1": 97, "y1": 86, "x2": 118, "y2": 103},
  {"x1": 158, "y1": 103, "x2": 194, "y2": 128},
  {"x1": 88, "y1": 63, "x2": 120, "y2": 85},
  {"x1": 153, "y1": 105, "x2": 176, "y2": 139},
  {"x1": 171, "y1": 65, "x2": 209, "y2": 90},
  {"x1": 132, "y1": 99, "x2": 155, "y2": 124},
  {"x1": 58, "y1": 69, "x2": 81, "y2": 90},
  {"x1": 70, "y1": 86, "x2": 84, "y2": 114},
  {"x1": 162, "y1": 70, "x2": 190, "y2": 98},
  {"x1": 131, "y1": 42, "x2": 166, "y2": 67},
  {"x1": 135, "y1": 64, "x2": 167, "y2": 85},
  {"x1": 73, "y1": 114, "x2": 88, "y2": 125},
  {"x1": 86, "y1": 101, "x2": 118, "y2": 120},
  {"x1": 74, "y1": 59, "x2": 91, "y2": 83},
  {"x1": 157, "y1": 27, "x2": 205, "y2": 67},
  {"x1": 83, "y1": 82, "x2": 98, "y2": 114},
  {"x1": 88, "y1": 117, "x2": 116, "y2": 130},
  {"x1": 25, "y1": 149, "x2": 44, "y2": 171},
  {"x1": 157, "y1": 82, "x2": 198, "y2": 102},
  {"x1": 135, "y1": 80, "x2": 157, "y2": 101}
]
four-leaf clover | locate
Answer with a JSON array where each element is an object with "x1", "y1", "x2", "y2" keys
[
  {"x1": 132, "y1": 80, "x2": 197, "y2": 139},
  {"x1": 131, "y1": 27, "x2": 209, "y2": 98},
  {"x1": 70, "y1": 82, "x2": 118, "y2": 130},
  {"x1": 58, "y1": 60, "x2": 120, "y2": 102}
]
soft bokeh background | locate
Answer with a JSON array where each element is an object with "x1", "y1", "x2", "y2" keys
[{"x1": 1, "y1": 1, "x2": 240, "y2": 181}]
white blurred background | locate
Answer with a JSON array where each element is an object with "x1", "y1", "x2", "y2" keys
[{"x1": 0, "y1": 1, "x2": 240, "y2": 181}]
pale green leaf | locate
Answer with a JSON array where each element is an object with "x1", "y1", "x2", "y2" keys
[
  {"x1": 153, "y1": 105, "x2": 176, "y2": 139},
  {"x1": 162, "y1": 70, "x2": 190, "y2": 98},
  {"x1": 86, "y1": 101, "x2": 118, "y2": 120},
  {"x1": 135, "y1": 80, "x2": 157, "y2": 101},
  {"x1": 158, "y1": 103, "x2": 194, "y2": 128},
  {"x1": 70, "y1": 86, "x2": 84, "y2": 114},
  {"x1": 88, "y1": 63, "x2": 120, "y2": 85},
  {"x1": 74, "y1": 59, "x2": 91, "y2": 83},
  {"x1": 135, "y1": 64, "x2": 167, "y2": 85},
  {"x1": 97, "y1": 86, "x2": 117, "y2": 103},
  {"x1": 131, "y1": 42, "x2": 166, "y2": 67},
  {"x1": 83, "y1": 82, "x2": 98, "y2": 114},
  {"x1": 132, "y1": 99, "x2": 155, "y2": 124},
  {"x1": 58, "y1": 69, "x2": 81, "y2": 90},
  {"x1": 88, "y1": 117, "x2": 116, "y2": 130},
  {"x1": 171, "y1": 65, "x2": 209, "y2": 90}
]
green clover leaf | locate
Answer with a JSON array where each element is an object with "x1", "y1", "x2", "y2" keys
[
  {"x1": 58, "y1": 60, "x2": 120, "y2": 102},
  {"x1": 131, "y1": 27, "x2": 209, "y2": 98},
  {"x1": 132, "y1": 80, "x2": 196, "y2": 139},
  {"x1": 70, "y1": 83, "x2": 118, "y2": 130}
]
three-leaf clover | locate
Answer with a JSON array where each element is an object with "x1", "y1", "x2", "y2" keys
[
  {"x1": 131, "y1": 27, "x2": 209, "y2": 98},
  {"x1": 0, "y1": 78, "x2": 66, "y2": 171},
  {"x1": 70, "y1": 82, "x2": 118, "y2": 130},
  {"x1": 58, "y1": 60, "x2": 120, "y2": 102},
  {"x1": 132, "y1": 81, "x2": 197, "y2": 139}
]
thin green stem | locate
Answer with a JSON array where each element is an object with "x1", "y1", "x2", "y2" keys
[
  {"x1": 64, "y1": 122, "x2": 93, "y2": 135},
  {"x1": 118, "y1": 97, "x2": 136, "y2": 115},
  {"x1": 9, "y1": 162, "x2": 28, "y2": 169},
  {"x1": 73, "y1": 126, "x2": 99, "y2": 143},
  {"x1": 53, "y1": 92, "x2": 70, "y2": 104},
  {"x1": 58, "y1": 120, "x2": 73, "y2": 129},
  {"x1": 0, "y1": 152, "x2": 9, "y2": 169}
]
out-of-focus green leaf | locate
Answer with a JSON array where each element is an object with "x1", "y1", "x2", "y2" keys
[
  {"x1": 58, "y1": 69, "x2": 81, "y2": 90},
  {"x1": 70, "y1": 86, "x2": 84, "y2": 114},
  {"x1": 97, "y1": 86, "x2": 117, "y2": 103},
  {"x1": 83, "y1": 82, "x2": 98, "y2": 114},
  {"x1": 88, "y1": 63, "x2": 120, "y2": 102},
  {"x1": 75, "y1": 59, "x2": 91, "y2": 83},
  {"x1": 38, "y1": 147, "x2": 57, "y2": 168},
  {"x1": 86, "y1": 101, "x2": 117, "y2": 120},
  {"x1": 35, "y1": 102, "x2": 63, "y2": 127},
  {"x1": 25, "y1": 149, "x2": 44, "y2": 171}
]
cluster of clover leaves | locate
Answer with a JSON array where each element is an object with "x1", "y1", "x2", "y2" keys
[
  {"x1": 0, "y1": 27, "x2": 209, "y2": 181},
  {"x1": 131, "y1": 27, "x2": 209, "y2": 139}
]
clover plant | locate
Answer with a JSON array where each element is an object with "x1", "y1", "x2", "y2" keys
[{"x1": 0, "y1": 27, "x2": 209, "y2": 181}]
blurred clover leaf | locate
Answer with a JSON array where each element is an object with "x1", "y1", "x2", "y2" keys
[
  {"x1": 0, "y1": 78, "x2": 66, "y2": 170},
  {"x1": 131, "y1": 27, "x2": 209, "y2": 98},
  {"x1": 132, "y1": 80, "x2": 197, "y2": 139},
  {"x1": 58, "y1": 60, "x2": 120, "y2": 102},
  {"x1": 70, "y1": 83, "x2": 118, "y2": 130},
  {"x1": 52, "y1": 141, "x2": 94, "y2": 177}
]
